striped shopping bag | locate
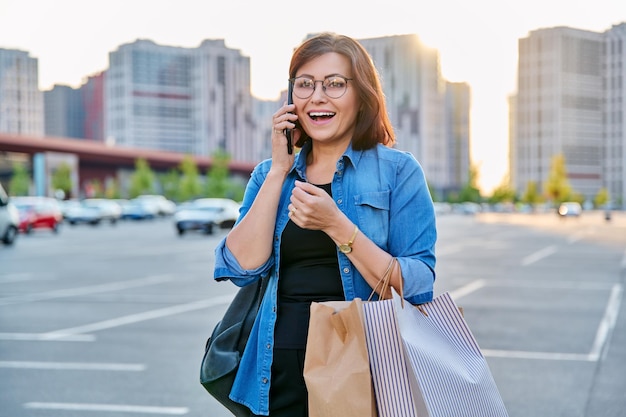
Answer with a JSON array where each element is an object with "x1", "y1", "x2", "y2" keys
[{"x1": 362, "y1": 289, "x2": 509, "y2": 417}]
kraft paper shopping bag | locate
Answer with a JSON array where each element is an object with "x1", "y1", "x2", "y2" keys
[{"x1": 304, "y1": 299, "x2": 377, "y2": 417}]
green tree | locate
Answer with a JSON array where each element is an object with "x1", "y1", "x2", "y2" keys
[
  {"x1": 456, "y1": 164, "x2": 482, "y2": 203},
  {"x1": 51, "y1": 163, "x2": 73, "y2": 198},
  {"x1": 178, "y1": 155, "x2": 202, "y2": 201},
  {"x1": 9, "y1": 162, "x2": 30, "y2": 196},
  {"x1": 129, "y1": 158, "x2": 155, "y2": 198},
  {"x1": 160, "y1": 169, "x2": 181, "y2": 202},
  {"x1": 205, "y1": 150, "x2": 230, "y2": 198},
  {"x1": 521, "y1": 180, "x2": 543, "y2": 208},
  {"x1": 205, "y1": 150, "x2": 245, "y2": 200},
  {"x1": 593, "y1": 187, "x2": 609, "y2": 209},
  {"x1": 544, "y1": 154, "x2": 572, "y2": 205},
  {"x1": 487, "y1": 175, "x2": 516, "y2": 204}
]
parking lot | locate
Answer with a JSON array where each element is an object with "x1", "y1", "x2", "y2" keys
[{"x1": 1, "y1": 211, "x2": 625, "y2": 417}]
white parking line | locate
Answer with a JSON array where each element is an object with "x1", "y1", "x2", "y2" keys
[
  {"x1": 588, "y1": 283, "x2": 623, "y2": 361},
  {"x1": 0, "y1": 272, "x2": 53, "y2": 283},
  {"x1": 0, "y1": 361, "x2": 145, "y2": 371},
  {"x1": 0, "y1": 274, "x2": 175, "y2": 306},
  {"x1": 449, "y1": 280, "x2": 623, "y2": 363},
  {"x1": 24, "y1": 402, "x2": 188, "y2": 415},
  {"x1": 450, "y1": 279, "x2": 486, "y2": 300},
  {"x1": 483, "y1": 349, "x2": 592, "y2": 361},
  {"x1": 34, "y1": 295, "x2": 234, "y2": 341},
  {"x1": 521, "y1": 245, "x2": 557, "y2": 266},
  {"x1": 0, "y1": 333, "x2": 95, "y2": 341}
]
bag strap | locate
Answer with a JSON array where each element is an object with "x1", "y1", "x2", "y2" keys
[{"x1": 368, "y1": 257, "x2": 401, "y2": 302}]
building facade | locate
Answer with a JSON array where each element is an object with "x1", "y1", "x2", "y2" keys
[
  {"x1": 358, "y1": 34, "x2": 470, "y2": 197},
  {"x1": 0, "y1": 48, "x2": 43, "y2": 136},
  {"x1": 105, "y1": 39, "x2": 255, "y2": 163},
  {"x1": 82, "y1": 72, "x2": 105, "y2": 142},
  {"x1": 44, "y1": 84, "x2": 85, "y2": 139},
  {"x1": 604, "y1": 23, "x2": 626, "y2": 209},
  {"x1": 512, "y1": 25, "x2": 626, "y2": 207}
]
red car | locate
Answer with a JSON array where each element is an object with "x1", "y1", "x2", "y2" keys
[{"x1": 12, "y1": 196, "x2": 63, "y2": 234}]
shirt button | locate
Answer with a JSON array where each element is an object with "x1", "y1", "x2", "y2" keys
[
  {"x1": 262, "y1": 377, "x2": 268, "y2": 384},
  {"x1": 343, "y1": 267, "x2": 350, "y2": 273},
  {"x1": 337, "y1": 199, "x2": 342, "y2": 204},
  {"x1": 266, "y1": 343, "x2": 271, "y2": 349}
]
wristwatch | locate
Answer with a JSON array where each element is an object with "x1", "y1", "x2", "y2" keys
[{"x1": 338, "y1": 225, "x2": 359, "y2": 254}]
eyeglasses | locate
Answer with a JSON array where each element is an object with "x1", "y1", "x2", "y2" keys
[{"x1": 289, "y1": 75, "x2": 353, "y2": 99}]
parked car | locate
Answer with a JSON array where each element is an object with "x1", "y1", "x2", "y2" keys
[
  {"x1": 135, "y1": 195, "x2": 176, "y2": 216},
  {"x1": 117, "y1": 199, "x2": 157, "y2": 220},
  {"x1": 82, "y1": 198, "x2": 122, "y2": 224},
  {"x1": 12, "y1": 196, "x2": 63, "y2": 234},
  {"x1": 173, "y1": 198, "x2": 241, "y2": 236},
  {"x1": 0, "y1": 183, "x2": 19, "y2": 245},
  {"x1": 557, "y1": 202, "x2": 582, "y2": 217},
  {"x1": 61, "y1": 200, "x2": 102, "y2": 225}
]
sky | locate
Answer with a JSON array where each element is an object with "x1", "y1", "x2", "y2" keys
[{"x1": 0, "y1": 0, "x2": 624, "y2": 193}]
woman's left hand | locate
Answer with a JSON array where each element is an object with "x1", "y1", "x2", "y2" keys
[{"x1": 288, "y1": 181, "x2": 345, "y2": 232}]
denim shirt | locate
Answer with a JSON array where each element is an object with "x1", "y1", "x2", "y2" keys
[{"x1": 213, "y1": 141, "x2": 437, "y2": 416}]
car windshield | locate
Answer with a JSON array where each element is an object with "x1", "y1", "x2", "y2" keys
[
  {"x1": 13, "y1": 202, "x2": 35, "y2": 211},
  {"x1": 195, "y1": 206, "x2": 222, "y2": 212}
]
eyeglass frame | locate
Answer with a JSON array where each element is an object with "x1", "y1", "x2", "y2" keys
[{"x1": 288, "y1": 75, "x2": 354, "y2": 99}]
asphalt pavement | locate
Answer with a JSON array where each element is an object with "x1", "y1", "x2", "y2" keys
[{"x1": 0, "y1": 211, "x2": 624, "y2": 417}]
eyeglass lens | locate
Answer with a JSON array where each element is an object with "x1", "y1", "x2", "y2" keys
[{"x1": 292, "y1": 76, "x2": 349, "y2": 99}]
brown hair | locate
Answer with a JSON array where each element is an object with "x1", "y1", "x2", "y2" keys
[{"x1": 288, "y1": 32, "x2": 395, "y2": 150}]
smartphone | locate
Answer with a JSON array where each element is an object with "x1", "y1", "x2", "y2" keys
[{"x1": 285, "y1": 81, "x2": 294, "y2": 154}]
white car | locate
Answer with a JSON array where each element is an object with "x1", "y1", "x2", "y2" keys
[
  {"x1": 0, "y1": 184, "x2": 19, "y2": 245},
  {"x1": 557, "y1": 202, "x2": 582, "y2": 217},
  {"x1": 174, "y1": 198, "x2": 241, "y2": 236},
  {"x1": 135, "y1": 195, "x2": 177, "y2": 216},
  {"x1": 83, "y1": 198, "x2": 122, "y2": 224}
]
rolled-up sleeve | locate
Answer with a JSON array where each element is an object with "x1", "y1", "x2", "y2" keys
[{"x1": 213, "y1": 236, "x2": 273, "y2": 286}]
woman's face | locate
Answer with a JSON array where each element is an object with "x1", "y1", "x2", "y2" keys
[{"x1": 293, "y1": 52, "x2": 359, "y2": 147}]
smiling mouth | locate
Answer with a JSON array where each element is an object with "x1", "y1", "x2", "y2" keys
[{"x1": 308, "y1": 111, "x2": 335, "y2": 121}]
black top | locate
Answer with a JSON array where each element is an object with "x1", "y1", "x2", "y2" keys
[{"x1": 275, "y1": 183, "x2": 344, "y2": 349}]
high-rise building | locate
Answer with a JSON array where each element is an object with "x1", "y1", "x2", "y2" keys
[
  {"x1": 358, "y1": 34, "x2": 470, "y2": 197},
  {"x1": 445, "y1": 81, "x2": 471, "y2": 191},
  {"x1": 604, "y1": 23, "x2": 626, "y2": 209},
  {"x1": 513, "y1": 26, "x2": 606, "y2": 203},
  {"x1": 105, "y1": 39, "x2": 255, "y2": 163},
  {"x1": 0, "y1": 48, "x2": 43, "y2": 135},
  {"x1": 82, "y1": 72, "x2": 105, "y2": 142},
  {"x1": 44, "y1": 84, "x2": 85, "y2": 139}
]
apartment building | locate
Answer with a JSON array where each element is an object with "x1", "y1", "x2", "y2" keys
[
  {"x1": 513, "y1": 24, "x2": 626, "y2": 208},
  {"x1": 358, "y1": 34, "x2": 470, "y2": 197},
  {"x1": 604, "y1": 23, "x2": 626, "y2": 209},
  {"x1": 44, "y1": 84, "x2": 85, "y2": 139},
  {"x1": 0, "y1": 48, "x2": 43, "y2": 135},
  {"x1": 105, "y1": 39, "x2": 256, "y2": 163}
]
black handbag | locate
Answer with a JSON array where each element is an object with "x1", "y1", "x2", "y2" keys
[{"x1": 200, "y1": 277, "x2": 268, "y2": 417}]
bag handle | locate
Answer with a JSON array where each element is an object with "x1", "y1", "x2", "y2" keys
[{"x1": 368, "y1": 257, "x2": 402, "y2": 303}]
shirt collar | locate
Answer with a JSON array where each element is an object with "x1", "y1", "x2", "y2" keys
[{"x1": 290, "y1": 140, "x2": 365, "y2": 181}]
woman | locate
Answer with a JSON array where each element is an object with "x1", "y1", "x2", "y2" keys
[{"x1": 213, "y1": 32, "x2": 437, "y2": 417}]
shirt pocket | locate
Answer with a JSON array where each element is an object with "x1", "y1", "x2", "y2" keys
[{"x1": 353, "y1": 190, "x2": 390, "y2": 248}]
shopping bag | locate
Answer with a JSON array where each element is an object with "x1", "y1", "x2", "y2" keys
[
  {"x1": 304, "y1": 298, "x2": 377, "y2": 417},
  {"x1": 390, "y1": 289, "x2": 509, "y2": 416},
  {"x1": 362, "y1": 297, "x2": 421, "y2": 417}
]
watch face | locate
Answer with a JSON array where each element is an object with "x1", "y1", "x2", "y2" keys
[{"x1": 339, "y1": 244, "x2": 352, "y2": 254}]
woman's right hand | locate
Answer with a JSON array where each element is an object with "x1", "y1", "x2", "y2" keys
[{"x1": 270, "y1": 103, "x2": 299, "y2": 174}]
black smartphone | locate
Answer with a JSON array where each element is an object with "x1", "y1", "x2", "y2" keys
[{"x1": 285, "y1": 81, "x2": 294, "y2": 154}]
